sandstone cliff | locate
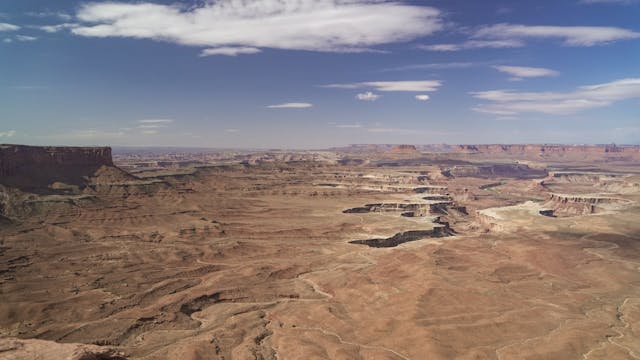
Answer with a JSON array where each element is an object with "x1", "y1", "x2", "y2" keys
[
  {"x1": 0, "y1": 144, "x2": 114, "y2": 190},
  {"x1": 0, "y1": 145, "x2": 149, "y2": 221}
]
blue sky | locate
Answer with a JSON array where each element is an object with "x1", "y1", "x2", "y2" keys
[{"x1": 1, "y1": 0, "x2": 639, "y2": 148}]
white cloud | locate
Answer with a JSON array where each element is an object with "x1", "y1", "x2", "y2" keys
[
  {"x1": 181, "y1": 132, "x2": 201, "y2": 138},
  {"x1": 419, "y1": 39, "x2": 524, "y2": 51},
  {"x1": 493, "y1": 65, "x2": 559, "y2": 80},
  {"x1": 611, "y1": 127, "x2": 640, "y2": 144},
  {"x1": 325, "y1": 80, "x2": 442, "y2": 92},
  {"x1": 424, "y1": 24, "x2": 640, "y2": 51},
  {"x1": 472, "y1": 78, "x2": 640, "y2": 115},
  {"x1": 26, "y1": 11, "x2": 72, "y2": 21},
  {"x1": 473, "y1": 24, "x2": 640, "y2": 46},
  {"x1": 15, "y1": 35, "x2": 37, "y2": 42},
  {"x1": 71, "y1": 1, "x2": 443, "y2": 55},
  {"x1": 367, "y1": 127, "x2": 421, "y2": 134},
  {"x1": 137, "y1": 124, "x2": 166, "y2": 129},
  {"x1": 200, "y1": 47, "x2": 261, "y2": 57},
  {"x1": 419, "y1": 44, "x2": 460, "y2": 51},
  {"x1": 3, "y1": 38, "x2": 12, "y2": 43},
  {"x1": 356, "y1": 92, "x2": 381, "y2": 101},
  {"x1": 136, "y1": 119, "x2": 172, "y2": 131},
  {"x1": 69, "y1": 129, "x2": 126, "y2": 138},
  {"x1": 15, "y1": 85, "x2": 46, "y2": 90},
  {"x1": 33, "y1": 129, "x2": 130, "y2": 143},
  {"x1": 138, "y1": 119, "x2": 173, "y2": 124},
  {"x1": 385, "y1": 62, "x2": 476, "y2": 71},
  {"x1": 267, "y1": 102, "x2": 313, "y2": 109},
  {"x1": 37, "y1": 23, "x2": 77, "y2": 33},
  {"x1": 225, "y1": 128, "x2": 239, "y2": 133},
  {"x1": 0, "y1": 130, "x2": 16, "y2": 137},
  {"x1": 415, "y1": 94, "x2": 430, "y2": 101},
  {"x1": 335, "y1": 124, "x2": 363, "y2": 128},
  {"x1": 0, "y1": 23, "x2": 19, "y2": 32}
]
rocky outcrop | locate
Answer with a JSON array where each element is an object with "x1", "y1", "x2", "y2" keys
[
  {"x1": 475, "y1": 211, "x2": 504, "y2": 232},
  {"x1": 0, "y1": 337, "x2": 125, "y2": 360},
  {"x1": 539, "y1": 209, "x2": 556, "y2": 217},
  {"x1": 0, "y1": 144, "x2": 114, "y2": 190}
]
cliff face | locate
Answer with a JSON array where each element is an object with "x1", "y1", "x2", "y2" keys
[
  {"x1": 0, "y1": 144, "x2": 114, "y2": 190},
  {"x1": 453, "y1": 144, "x2": 640, "y2": 161}
]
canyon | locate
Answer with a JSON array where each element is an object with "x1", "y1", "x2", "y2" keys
[{"x1": 1, "y1": 144, "x2": 639, "y2": 359}]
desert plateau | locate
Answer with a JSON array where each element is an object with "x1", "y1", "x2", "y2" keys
[
  {"x1": 1, "y1": 144, "x2": 639, "y2": 359},
  {"x1": 3, "y1": 0, "x2": 640, "y2": 358}
]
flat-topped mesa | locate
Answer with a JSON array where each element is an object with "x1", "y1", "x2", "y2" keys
[
  {"x1": 0, "y1": 144, "x2": 114, "y2": 189},
  {"x1": 453, "y1": 144, "x2": 640, "y2": 160},
  {"x1": 389, "y1": 144, "x2": 420, "y2": 155}
]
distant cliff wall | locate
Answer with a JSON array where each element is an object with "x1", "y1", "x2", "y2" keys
[
  {"x1": 0, "y1": 144, "x2": 113, "y2": 189},
  {"x1": 453, "y1": 144, "x2": 640, "y2": 160}
]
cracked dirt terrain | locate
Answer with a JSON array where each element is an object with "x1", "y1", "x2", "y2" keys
[{"x1": 1, "y1": 147, "x2": 640, "y2": 359}]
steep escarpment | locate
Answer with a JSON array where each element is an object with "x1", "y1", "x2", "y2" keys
[
  {"x1": 544, "y1": 193, "x2": 633, "y2": 216},
  {"x1": 0, "y1": 145, "x2": 171, "y2": 222},
  {"x1": 0, "y1": 144, "x2": 116, "y2": 190}
]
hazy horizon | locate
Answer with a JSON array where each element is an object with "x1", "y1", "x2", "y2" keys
[{"x1": 4, "y1": 142, "x2": 640, "y2": 154}]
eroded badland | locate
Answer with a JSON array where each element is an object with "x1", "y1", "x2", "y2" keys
[{"x1": 1, "y1": 144, "x2": 640, "y2": 359}]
